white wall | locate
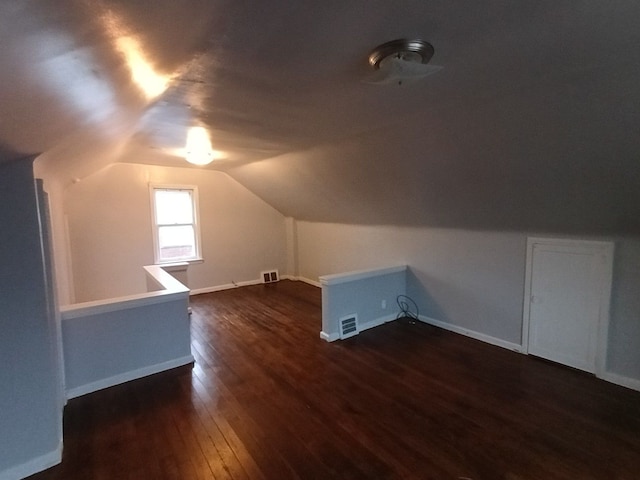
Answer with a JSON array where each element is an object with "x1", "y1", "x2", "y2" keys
[
  {"x1": 64, "y1": 163, "x2": 288, "y2": 302},
  {"x1": 0, "y1": 158, "x2": 62, "y2": 479},
  {"x1": 297, "y1": 222, "x2": 525, "y2": 343},
  {"x1": 295, "y1": 221, "x2": 640, "y2": 386}
]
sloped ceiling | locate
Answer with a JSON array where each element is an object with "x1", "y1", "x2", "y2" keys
[{"x1": 1, "y1": 0, "x2": 639, "y2": 232}]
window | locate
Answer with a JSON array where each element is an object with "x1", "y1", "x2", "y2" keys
[{"x1": 150, "y1": 185, "x2": 202, "y2": 263}]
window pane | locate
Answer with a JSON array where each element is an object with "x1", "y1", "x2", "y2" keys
[
  {"x1": 155, "y1": 190, "x2": 193, "y2": 225},
  {"x1": 158, "y1": 225, "x2": 196, "y2": 260}
]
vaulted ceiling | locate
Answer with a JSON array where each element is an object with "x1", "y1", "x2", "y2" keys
[{"x1": 2, "y1": 0, "x2": 639, "y2": 232}]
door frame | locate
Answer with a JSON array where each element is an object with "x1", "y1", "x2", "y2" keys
[{"x1": 522, "y1": 237, "x2": 614, "y2": 376}]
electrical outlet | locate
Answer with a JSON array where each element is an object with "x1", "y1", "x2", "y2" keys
[{"x1": 381, "y1": 299, "x2": 387, "y2": 309}]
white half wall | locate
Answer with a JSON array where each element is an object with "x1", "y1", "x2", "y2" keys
[
  {"x1": 61, "y1": 290, "x2": 192, "y2": 399},
  {"x1": 64, "y1": 163, "x2": 288, "y2": 302},
  {"x1": 320, "y1": 265, "x2": 407, "y2": 340},
  {"x1": 296, "y1": 221, "x2": 640, "y2": 387}
]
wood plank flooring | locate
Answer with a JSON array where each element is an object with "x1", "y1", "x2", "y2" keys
[{"x1": 29, "y1": 280, "x2": 640, "y2": 479}]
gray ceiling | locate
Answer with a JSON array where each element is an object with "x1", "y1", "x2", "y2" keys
[{"x1": 1, "y1": 0, "x2": 639, "y2": 232}]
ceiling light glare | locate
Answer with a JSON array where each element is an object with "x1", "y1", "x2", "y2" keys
[
  {"x1": 184, "y1": 127, "x2": 222, "y2": 166},
  {"x1": 101, "y1": 11, "x2": 171, "y2": 99},
  {"x1": 115, "y1": 37, "x2": 170, "y2": 99}
]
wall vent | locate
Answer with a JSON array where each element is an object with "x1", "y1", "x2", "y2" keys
[
  {"x1": 261, "y1": 270, "x2": 279, "y2": 283},
  {"x1": 339, "y1": 314, "x2": 359, "y2": 339}
]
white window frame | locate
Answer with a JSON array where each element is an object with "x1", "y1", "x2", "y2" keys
[{"x1": 149, "y1": 184, "x2": 203, "y2": 264}]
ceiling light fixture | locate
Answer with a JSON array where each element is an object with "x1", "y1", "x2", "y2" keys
[
  {"x1": 365, "y1": 39, "x2": 442, "y2": 85},
  {"x1": 184, "y1": 126, "x2": 218, "y2": 166}
]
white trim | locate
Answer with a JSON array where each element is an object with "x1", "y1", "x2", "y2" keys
[
  {"x1": 281, "y1": 274, "x2": 322, "y2": 287},
  {"x1": 160, "y1": 262, "x2": 189, "y2": 273},
  {"x1": 418, "y1": 315, "x2": 523, "y2": 352},
  {"x1": 321, "y1": 314, "x2": 397, "y2": 342},
  {"x1": 190, "y1": 279, "x2": 262, "y2": 295},
  {"x1": 64, "y1": 213, "x2": 76, "y2": 304},
  {"x1": 60, "y1": 265, "x2": 189, "y2": 319},
  {"x1": 319, "y1": 265, "x2": 406, "y2": 286},
  {"x1": 320, "y1": 331, "x2": 339, "y2": 342},
  {"x1": 149, "y1": 184, "x2": 203, "y2": 264},
  {"x1": 359, "y1": 313, "x2": 398, "y2": 333},
  {"x1": 143, "y1": 265, "x2": 190, "y2": 292},
  {"x1": 600, "y1": 372, "x2": 640, "y2": 393},
  {"x1": 156, "y1": 257, "x2": 204, "y2": 266},
  {"x1": 522, "y1": 237, "x2": 614, "y2": 375},
  {"x1": 189, "y1": 276, "x2": 323, "y2": 296},
  {"x1": 323, "y1": 309, "x2": 640, "y2": 392},
  {"x1": 60, "y1": 291, "x2": 188, "y2": 319},
  {"x1": 525, "y1": 236, "x2": 615, "y2": 248},
  {"x1": 595, "y1": 245, "x2": 615, "y2": 377},
  {"x1": 66, "y1": 355, "x2": 194, "y2": 399},
  {"x1": 0, "y1": 441, "x2": 62, "y2": 480},
  {"x1": 521, "y1": 239, "x2": 534, "y2": 353},
  {"x1": 297, "y1": 276, "x2": 322, "y2": 288},
  {"x1": 417, "y1": 316, "x2": 640, "y2": 392}
]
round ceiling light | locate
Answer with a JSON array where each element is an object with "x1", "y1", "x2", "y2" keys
[
  {"x1": 365, "y1": 38, "x2": 442, "y2": 85},
  {"x1": 368, "y1": 39, "x2": 435, "y2": 69}
]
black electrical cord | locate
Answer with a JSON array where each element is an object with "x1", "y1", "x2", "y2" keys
[{"x1": 396, "y1": 294, "x2": 419, "y2": 324}]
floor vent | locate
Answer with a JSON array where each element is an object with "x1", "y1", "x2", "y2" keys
[
  {"x1": 261, "y1": 270, "x2": 279, "y2": 283},
  {"x1": 339, "y1": 314, "x2": 359, "y2": 339}
]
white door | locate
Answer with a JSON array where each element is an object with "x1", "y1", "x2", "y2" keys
[{"x1": 523, "y1": 238, "x2": 613, "y2": 373}]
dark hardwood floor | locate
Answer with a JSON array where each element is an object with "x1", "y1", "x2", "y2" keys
[{"x1": 29, "y1": 280, "x2": 640, "y2": 479}]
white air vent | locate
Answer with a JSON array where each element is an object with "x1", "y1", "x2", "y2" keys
[
  {"x1": 339, "y1": 314, "x2": 359, "y2": 339},
  {"x1": 261, "y1": 270, "x2": 279, "y2": 283}
]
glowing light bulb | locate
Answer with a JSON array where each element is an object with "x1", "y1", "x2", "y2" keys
[{"x1": 184, "y1": 127, "x2": 224, "y2": 165}]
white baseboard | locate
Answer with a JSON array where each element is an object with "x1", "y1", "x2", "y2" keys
[
  {"x1": 359, "y1": 314, "x2": 397, "y2": 332},
  {"x1": 418, "y1": 315, "x2": 523, "y2": 353},
  {"x1": 190, "y1": 279, "x2": 640, "y2": 392},
  {"x1": 600, "y1": 371, "x2": 640, "y2": 392},
  {"x1": 320, "y1": 331, "x2": 339, "y2": 342},
  {"x1": 0, "y1": 441, "x2": 62, "y2": 480},
  {"x1": 301, "y1": 278, "x2": 321, "y2": 288},
  {"x1": 290, "y1": 276, "x2": 321, "y2": 288},
  {"x1": 190, "y1": 279, "x2": 262, "y2": 295},
  {"x1": 320, "y1": 314, "x2": 397, "y2": 342},
  {"x1": 66, "y1": 355, "x2": 194, "y2": 399},
  {"x1": 416, "y1": 317, "x2": 640, "y2": 392},
  {"x1": 190, "y1": 276, "x2": 322, "y2": 296}
]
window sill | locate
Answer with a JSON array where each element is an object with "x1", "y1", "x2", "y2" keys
[{"x1": 155, "y1": 258, "x2": 204, "y2": 268}]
